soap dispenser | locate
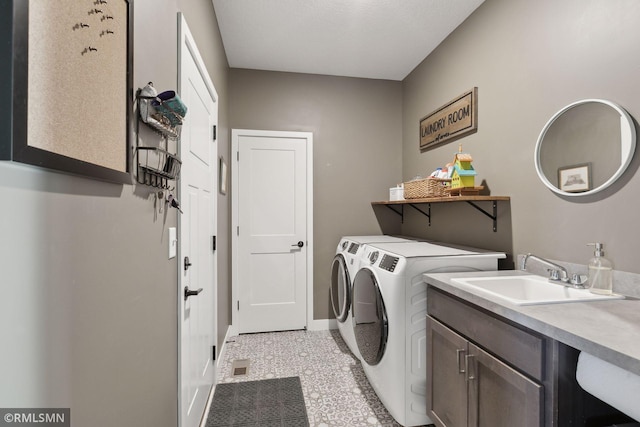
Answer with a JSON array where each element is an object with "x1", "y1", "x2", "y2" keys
[{"x1": 587, "y1": 243, "x2": 613, "y2": 295}]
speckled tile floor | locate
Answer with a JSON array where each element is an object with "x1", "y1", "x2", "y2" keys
[{"x1": 215, "y1": 329, "x2": 431, "y2": 427}]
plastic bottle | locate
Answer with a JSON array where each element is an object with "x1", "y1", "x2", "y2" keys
[{"x1": 587, "y1": 243, "x2": 613, "y2": 295}]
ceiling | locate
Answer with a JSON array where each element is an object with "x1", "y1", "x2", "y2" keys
[{"x1": 212, "y1": 0, "x2": 485, "y2": 81}]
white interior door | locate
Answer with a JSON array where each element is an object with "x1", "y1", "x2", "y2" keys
[
  {"x1": 233, "y1": 130, "x2": 312, "y2": 334},
  {"x1": 178, "y1": 15, "x2": 218, "y2": 427}
]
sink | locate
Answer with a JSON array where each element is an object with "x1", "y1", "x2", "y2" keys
[{"x1": 451, "y1": 275, "x2": 625, "y2": 305}]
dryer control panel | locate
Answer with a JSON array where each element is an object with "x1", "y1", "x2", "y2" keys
[
  {"x1": 348, "y1": 243, "x2": 360, "y2": 254},
  {"x1": 379, "y1": 254, "x2": 399, "y2": 272}
]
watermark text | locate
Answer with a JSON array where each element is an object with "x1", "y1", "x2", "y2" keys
[{"x1": 0, "y1": 409, "x2": 69, "y2": 427}]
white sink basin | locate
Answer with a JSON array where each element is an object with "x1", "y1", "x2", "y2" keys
[{"x1": 451, "y1": 275, "x2": 625, "y2": 305}]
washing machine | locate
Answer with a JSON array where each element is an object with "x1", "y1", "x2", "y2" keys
[
  {"x1": 330, "y1": 235, "x2": 414, "y2": 359},
  {"x1": 352, "y1": 241, "x2": 505, "y2": 426}
]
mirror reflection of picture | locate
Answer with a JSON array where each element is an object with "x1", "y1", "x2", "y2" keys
[{"x1": 558, "y1": 163, "x2": 591, "y2": 193}]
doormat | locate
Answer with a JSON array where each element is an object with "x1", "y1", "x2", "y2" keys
[{"x1": 205, "y1": 377, "x2": 309, "y2": 427}]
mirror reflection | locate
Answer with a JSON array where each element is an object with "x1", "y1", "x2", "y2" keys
[{"x1": 535, "y1": 99, "x2": 636, "y2": 197}]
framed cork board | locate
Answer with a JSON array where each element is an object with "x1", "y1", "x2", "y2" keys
[{"x1": 0, "y1": 0, "x2": 132, "y2": 184}]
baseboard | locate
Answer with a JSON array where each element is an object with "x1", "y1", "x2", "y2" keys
[
  {"x1": 227, "y1": 323, "x2": 238, "y2": 337},
  {"x1": 308, "y1": 318, "x2": 337, "y2": 331},
  {"x1": 216, "y1": 325, "x2": 237, "y2": 371},
  {"x1": 198, "y1": 384, "x2": 215, "y2": 427}
]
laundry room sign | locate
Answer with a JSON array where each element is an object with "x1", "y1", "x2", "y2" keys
[{"x1": 419, "y1": 88, "x2": 478, "y2": 150}]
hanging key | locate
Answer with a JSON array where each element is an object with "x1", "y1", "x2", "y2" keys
[
  {"x1": 167, "y1": 194, "x2": 183, "y2": 214},
  {"x1": 157, "y1": 191, "x2": 165, "y2": 214}
]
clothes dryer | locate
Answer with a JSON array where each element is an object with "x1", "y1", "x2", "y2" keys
[
  {"x1": 352, "y1": 241, "x2": 505, "y2": 426},
  {"x1": 330, "y1": 235, "x2": 413, "y2": 359}
]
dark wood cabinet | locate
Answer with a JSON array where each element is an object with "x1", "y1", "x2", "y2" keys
[
  {"x1": 427, "y1": 316, "x2": 542, "y2": 427},
  {"x1": 468, "y1": 342, "x2": 542, "y2": 427},
  {"x1": 426, "y1": 286, "x2": 637, "y2": 427},
  {"x1": 428, "y1": 317, "x2": 468, "y2": 427}
]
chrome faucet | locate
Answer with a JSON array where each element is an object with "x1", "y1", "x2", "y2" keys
[
  {"x1": 521, "y1": 253, "x2": 569, "y2": 283},
  {"x1": 521, "y1": 253, "x2": 588, "y2": 288}
]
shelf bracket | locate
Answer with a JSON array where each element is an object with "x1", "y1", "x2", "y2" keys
[
  {"x1": 409, "y1": 203, "x2": 432, "y2": 227},
  {"x1": 466, "y1": 200, "x2": 498, "y2": 232},
  {"x1": 384, "y1": 204, "x2": 404, "y2": 223}
]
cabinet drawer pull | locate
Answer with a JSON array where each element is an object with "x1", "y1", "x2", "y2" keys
[
  {"x1": 456, "y1": 349, "x2": 466, "y2": 373},
  {"x1": 465, "y1": 354, "x2": 476, "y2": 381}
]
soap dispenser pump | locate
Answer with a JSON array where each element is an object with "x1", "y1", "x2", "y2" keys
[{"x1": 587, "y1": 243, "x2": 613, "y2": 295}]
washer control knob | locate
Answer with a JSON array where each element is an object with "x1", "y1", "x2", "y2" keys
[{"x1": 369, "y1": 251, "x2": 379, "y2": 264}]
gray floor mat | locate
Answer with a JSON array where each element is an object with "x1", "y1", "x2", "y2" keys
[{"x1": 205, "y1": 377, "x2": 309, "y2": 427}]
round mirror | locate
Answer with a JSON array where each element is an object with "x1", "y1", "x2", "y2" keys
[{"x1": 534, "y1": 99, "x2": 636, "y2": 196}]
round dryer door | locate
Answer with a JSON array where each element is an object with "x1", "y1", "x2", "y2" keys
[
  {"x1": 330, "y1": 254, "x2": 350, "y2": 322},
  {"x1": 352, "y1": 268, "x2": 388, "y2": 366}
]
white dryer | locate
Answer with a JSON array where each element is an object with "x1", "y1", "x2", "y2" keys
[
  {"x1": 330, "y1": 235, "x2": 413, "y2": 359},
  {"x1": 352, "y1": 241, "x2": 505, "y2": 426}
]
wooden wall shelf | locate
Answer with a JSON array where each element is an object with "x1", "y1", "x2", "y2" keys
[{"x1": 371, "y1": 196, "x2": 510, "y2": 232}]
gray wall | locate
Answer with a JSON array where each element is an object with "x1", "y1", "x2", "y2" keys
[
  {"x1": 229, "y1": 69, "x2": 403, "y2": 320},
  {"x1": 401, "y1": 0, "x2": 640, "y2": 273},
  {"x1": 0, "y1": 1, "x2": 229, "y2": 426}
]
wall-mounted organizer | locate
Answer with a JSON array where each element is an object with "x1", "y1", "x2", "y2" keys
[{"x1": 134, "y1": 82, "x2": 187, "y2": 190}]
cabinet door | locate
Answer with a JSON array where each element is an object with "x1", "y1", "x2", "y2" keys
[
  {"x1": 468, "y1": 343, "x2": 543, "y2": 427},
  {"x1": 427, "y1": 316, "x2": 468, "y2": 427}
]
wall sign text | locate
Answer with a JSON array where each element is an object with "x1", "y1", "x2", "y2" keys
[{"x1": 420, "y1": 88, "x2": 478, "y2": 150}]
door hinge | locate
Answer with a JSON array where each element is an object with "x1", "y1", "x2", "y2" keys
[
  {"x1": 212, "y1": 125, "x2": 217, "y2": 141},
  {"x1": 237, "y1": 226, "x2": 239, "y2": 236},
  {"x1": 212, "y1": 235, "x2": 216, "y2": 251},
  {"x1": 236, "y1": 151, "x2": 239, "y2": 161},
  {"x1": 212, "y1": 345, "x2": 216, "y2": 361},
  {"x1": 237, "y1": 300, "x2": 239, "y2": 310}
]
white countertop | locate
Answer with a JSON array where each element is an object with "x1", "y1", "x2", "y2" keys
[{"x1": 423, "y1": 270, "x2": 640, "y2": 376}]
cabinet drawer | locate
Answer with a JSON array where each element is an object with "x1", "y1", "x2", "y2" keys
[{"x1": 427, "y1": 287, "x2": 544, "y2": 381}]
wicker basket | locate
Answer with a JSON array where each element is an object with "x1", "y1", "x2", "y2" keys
[{"x1": 403, "y1": 178, "x2": 451, "y2": 199}]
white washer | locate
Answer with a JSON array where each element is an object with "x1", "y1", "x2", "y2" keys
[
  {"x1": 330, "y1": 236, "x2": 413, "y2": 359},
  {"x1": 352, "y1": 241, "x2": 505, "y2": 426}
]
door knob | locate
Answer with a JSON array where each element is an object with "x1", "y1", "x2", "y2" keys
[
  {"x1": 291, "y1": 241, "x2": 304, "y2": 248},
  {"x1": 184, "y1": 286, "x2": 203, "y2": 301}
]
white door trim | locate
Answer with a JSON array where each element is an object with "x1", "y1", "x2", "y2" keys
[
  {"x1": 231, "y1": 129, "x2": 314, "y2": 335},
  {"x1": 177, "y1": 13, "x2": 218, "y2": 427}
]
